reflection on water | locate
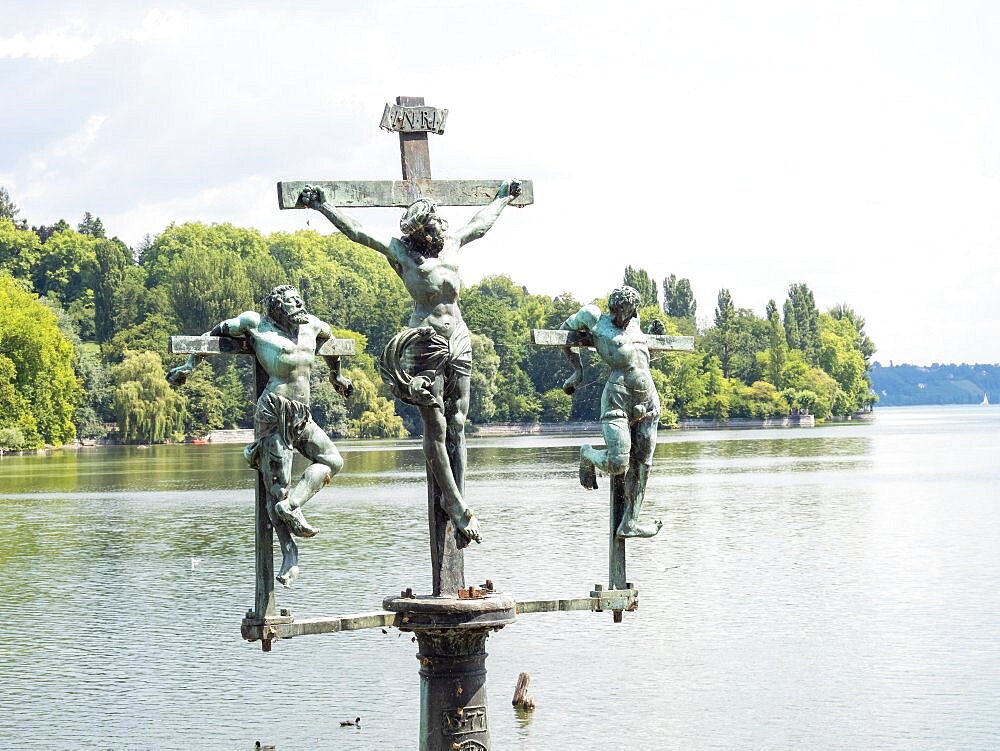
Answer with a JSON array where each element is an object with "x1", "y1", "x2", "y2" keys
[{"x1": 1, "y1": 406, "x2": 998, "y2": 749}]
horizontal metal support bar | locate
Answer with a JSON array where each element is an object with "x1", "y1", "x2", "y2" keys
[
  {"x1": 169, "y1": 335, "x2": 356, "y2": 356},
  {"x1": 243, "y1": 610, "x2": 398, "y2": 643},
  {"x1": 277, "y1": 179, "x2": 534, "y2": 209},
  {"x1": 530, "y1": 329, "x2": 694, "y2": 352},
  {"x1": 515, "y1": 598, "x2": 597, "y2": 614}
]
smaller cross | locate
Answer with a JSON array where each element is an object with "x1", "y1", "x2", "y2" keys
[
  {"x1": 530, "y1": 327, "x2": 694, "y2": 621},
  {"x1": 169, "y1": 333, "x2": 355, "y2": 649}
]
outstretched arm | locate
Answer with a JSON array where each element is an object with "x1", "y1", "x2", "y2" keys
[
  {"x1": 559, "y1": 304, "x2": 600, "y2": 395},
  {"x1": 167, "y1": 312, "x2": 260, "y2": 386},
  {"x1": 454, "y1": 179, "x2": 522, "y2": 247},
  {"x1": 298, "y1": 185, "x2": 395, "y2": 257},
  {"x1": 315, "y1": 319, "x2": 353, "y2": 398}
]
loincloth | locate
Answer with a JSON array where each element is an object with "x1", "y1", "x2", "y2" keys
[
  {"x1": 601, "y1": 380, "x2": 660, "y2": 425},
  {"x1": 244, "y1": 391, "x2": 314, "y2": 467},
  {"x1": 380, "y1": 323, "x2": 472, "y2": 407}
]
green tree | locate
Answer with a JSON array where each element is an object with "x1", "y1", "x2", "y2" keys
[
  {"x1": 165, "y1": 245, "x2": 255, "y2": 335},
  {"x1": 623, "y1": 265, "x2": 659, "y2": 307},
  {"x1": 540, "y1": 388, "x2": 573, "y2": 422},
  {"x1": 32, "y1": 219, "x2": 71, "y2": 244},
  {"x1": 663, "y1": 274, "x2": 697, "y2": 319},
  {"x1": 494, "y1": 367, "x2": 542, "y2": 422},
  {"x1": 818, "y1": 313, "x2": 870, "y2": 415},
  {"x1": 31, "y1": 227, "x2": 99, "y2": 305},
  {"x1": 780, "y1": 350, "x2": 838, "y2": 420},
  {"x1": 93, "y1": 238, "x2": 145, "y2": 342},
  {"x1": 829, "y1": 304, "x2": 876, "y2": 363},
  {"x1": 110, "y1": 350, "x2": 186, "y2": 443},
  {"x1": 463, "y1": 275, "x2": 534, "y2": 371},
  {"x1": 469, "y1": 333, "x2": 500, "y2": 424},
  {"x1": 0, "y1": 273, "x2": 81, "y2": 446},
  {"x1": 709, "y1": 288, "x2": 736, "y2": 378},
  {"x1": 0, "y1": 187, "x2": 20, "y2": 222},
  {"x1": 77, "y1": 212, "x2": 106, "y2": 238},
  {"x1": 329, "y1": 328, "x2": 407, "y2": 439},
  {"x1": 0, "y1": 217, "x2": 41, "y2": 280},
  {"x1": 73, "y1": 343, "x2": 111, "y2": 439},
  {"x1": 103, "y1": 313, "x2": 177, "y2": 363},
  {"x1": 180, "y1": 361, "x2": 225, "y2": 436},
  {"x1": 784, "y1": 283, "x2": 820, "y2": 364},
  {"x1": 765, "y1": 299, "x2": 786, "y2": 387},
  {"x1": 217, "y1": 360, "x2": 252, "y2": 428}
]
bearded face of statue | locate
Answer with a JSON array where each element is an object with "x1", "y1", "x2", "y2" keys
[
  {"x1": 400, "y1": 199, "x2": 448, "y2": 257},
  {"x1": 271, "y1": 287, "x2": 309, "y2": 327}
]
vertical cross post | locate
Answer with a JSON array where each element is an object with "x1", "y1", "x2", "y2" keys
[
  {"x1": 389, "y1": 96, "x2": 462, "y2": 596},
  {"x1": 395, "y1": 95, "x2": 432, "y2": 186},
  {"x1": 529, "y1": 328, "x2": 694, "y2": 620}
]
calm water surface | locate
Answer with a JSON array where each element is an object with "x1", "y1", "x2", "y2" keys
[{"x1": 1, "y1": 406, "x2": 998, "y2": 749}]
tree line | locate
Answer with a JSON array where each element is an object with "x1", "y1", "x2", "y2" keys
[{"x1": 0, "y1": 187, "x2": 876, "y2": 449}]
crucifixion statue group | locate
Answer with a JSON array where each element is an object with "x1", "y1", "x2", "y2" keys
[{"x1": 167, "y1": 96, "x2": 694, "y2": 751}]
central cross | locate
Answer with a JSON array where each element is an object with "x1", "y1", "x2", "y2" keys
[{"x1": 279, "y1": 96, "x2": 533, "y2": 597}]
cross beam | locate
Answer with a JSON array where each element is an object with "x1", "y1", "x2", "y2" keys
[
  {"x1": 530, "y1": 327, "x2": 693, "y2": 621},
  {"x1": 277, "y1": 179, "x2": 534, "y2": 209},
  {"x1": 168, "y1": 334, "x2": 356, "y2": 649},
  {"x1": 530, "y1": 330, "x2": 694, "y2": 351}
]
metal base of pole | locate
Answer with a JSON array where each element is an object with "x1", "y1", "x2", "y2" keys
[{"x1": 384, "y1": 593, "x2": 516, "y2": 751}]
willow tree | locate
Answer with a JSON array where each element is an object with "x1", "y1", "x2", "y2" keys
[{"x1": 111, "y1": 350, "x2": 186, "y2": 443}]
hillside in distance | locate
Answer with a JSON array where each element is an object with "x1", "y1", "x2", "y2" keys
[{"x1": 871, "y1": 363, "x2": 1000, "y2": 406}]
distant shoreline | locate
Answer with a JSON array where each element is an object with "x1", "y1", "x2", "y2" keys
[{"x1": 4, "y1": 412, "x2": 882, "y2": 456}]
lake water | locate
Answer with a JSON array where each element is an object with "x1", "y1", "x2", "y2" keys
[{"x1": 1, "y1": 405, "x2": 998, "y2": 749}]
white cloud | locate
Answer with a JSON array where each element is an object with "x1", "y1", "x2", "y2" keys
[
  {"x1": 120, "y1": 8, "x2": 189, "y2": 44},
  {"x1": 49, "y1": 115, "x2": 109, "y2": 159},
  {"x1": 0, "y1": 25, "x2": 101, "y2": 62}
]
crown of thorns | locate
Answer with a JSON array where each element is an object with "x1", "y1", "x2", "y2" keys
[{"x1": 399, "y1": 198, "x2": 438, "y2": 234}]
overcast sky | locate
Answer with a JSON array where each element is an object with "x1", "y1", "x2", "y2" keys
[{"x1": 2, "y1": 1, "x2": 998, "y2": 365}]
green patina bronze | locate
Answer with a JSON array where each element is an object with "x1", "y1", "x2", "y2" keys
[
  {"x1": 560, "y1": 285, "x2": 666, "y2": 539},
  {"x1": 531, "y1": 288, "x2": 695, "y2": 620},
  {"x1": 168, "y1": 285, "x2": 355, "y2": 589}
]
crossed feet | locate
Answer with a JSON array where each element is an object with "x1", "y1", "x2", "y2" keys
[
  {"x1": 274, "y1": 498, "x2": 318, "y2": 538},
  {"x1": 579, "y1": 447, "x2": 662, "y2": 538},
  {"x1": 617, "y1": 518, "x2": 663, "y2": 539}
]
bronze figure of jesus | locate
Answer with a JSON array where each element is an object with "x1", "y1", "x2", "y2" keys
[{"x1": 298, "y1": 181, "x2": 521, "y2": 546}]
